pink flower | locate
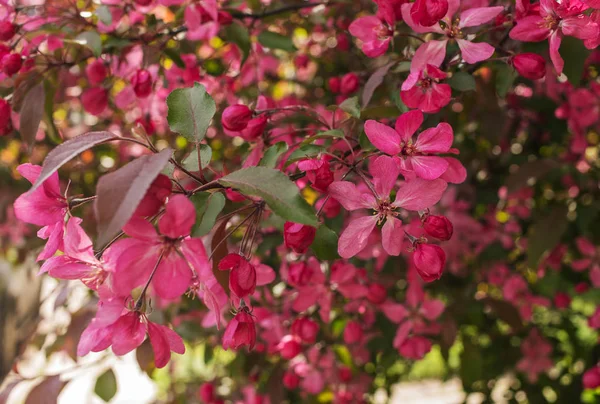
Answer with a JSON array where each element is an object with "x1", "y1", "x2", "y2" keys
[
  {"x1": 328, "y1": 155, "x2": 447, "y2": 258},
  {"x1": 412, "y1": 242, "x2": 446, "y2": 282},
  {"x1": 340, "y1": 72, "x2": 360, "y2": 95},
  {"x1": 297, "y1": 158, "x2": 334, "y2": 193},
  {"x1": 86, "y1": 59, "x2": 108, "y2": 85},
  {"x1": 184, "y1": 0, "x2": 220, "y2": 41},
  {"x1": 410, "y1": 0, "x2": 448, "y2": 26},
  {"x1": 403, "y1": 2, "x2": 504, "y2": 69},
  {"x1": 222, "y1": 105, "x2": 253, "y2": 131},
  {"x1": 364, "y1": 110, "x2": 456, "y2": 180},
  {"x1": 132, "y1": 69, "x2": 153, "y2": 98},
  {"x1": 81, "y1": 87, "x2": 109, "y2": 115},
  {"x1": 218, "y1": 253, "x2": 257, "y2": 299},
  {"x1": 343, "y1": 320, "x2": 363, "y2": 344},
  {"x1": 583, "y1": 366, "x2": 600, "y2": 389},
  {"x1": 113, "y1": 195, "x2": 214, "y2": 301},
  {"x1": 278, "y1": 335, "x2": 302, "y2": 359},
  {"x1": 516, "y1": 328, "x2": 553, "y2": 382},
  {"x1": 222, "y1": 307, "x2": 256, "y2": 350},
  {"x1": 14, "y1": 164, "x2": 68, "y2": 260},
  {"x1": 283, "y1": 222, "x2": 317, "y2": 254},
  {"x1": 510, "y1": 53, "x2": 547, "y2": 80},
  {"x1": 509, "y1": 0, "x2": 599, "y2": 75},
  {"x1": 0, "y1": 98, "x2": 11, "y2": 135},
  {"x1": 423, "y1": 214, "x2": 453, "y2": 240},
  {"x1": 131, "y1": 174, "x2": 172, "y2": 218},
  {"x1": 0, "y1": 21, "x2": 16, "y2": 41},
  {"x1": 398, "y1": 336, "x2": 432, "y2": 359},
  {"x1": 291, "y1": 317, "x2": 319, "y2": 344},
  {"x1": 401, "y1": 64, "x2": 451, "y2": 113},
  {"x1": 348, "y1": 15, "x2": 393, "y2": 58}
]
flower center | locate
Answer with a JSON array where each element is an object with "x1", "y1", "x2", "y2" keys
[
  {"x1": 374, "y1": 24, "x2": 392, "y2": 40},
  {"x1": 376, "y1": 200, "x2": 397, "y2": 223},
  {"x1": 540, "y1": 15, "x2": 559, "y2": 30}
]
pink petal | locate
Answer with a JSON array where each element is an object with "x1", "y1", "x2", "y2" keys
[
  {"x1": 458, "y1": 6, "x2": 504, "y2": 28},
  {"x1": 411, "y1": 40, "x2": 447, "y2": 72},
  {"x1": 364, "y1": 120, "x2": 402, "y2": 155},
  {"x1": 328, "y1": 181, "x2": 377, "y2": 211},
  {"x1": 393, "y1": 178, "x2": 447, "y2": 211},
  {"x1": 63, "y1": 218, "x2": 95, "y2": 262},
  {"x1": 111, "y1": 313, "x2": 147, "y2": 355},
  {"x1": 181, "y1": 238, "x2": 212, "y2": 280},
  {"x1": 36, "y1": 223, "x2": 64, "y2": 261},
  {"x1": 349, "y1": 16, "x2": 381, "y2": 42},
  {"x1": 256, "y1": 263, "x2": 276, "y2": 286},
  {"x1": 382, "y1": 217, "x2": 403, "y2": 256},
  {"x1": 401, "y1": 71, "x2": 421, "y2": 91},
  {"x1": 370, "y1": 155, "x2": 401, "y2": 197},
  {"x1": 549, "y1": 31, "x2": 564, "y2": 75},
  {"x1": 509, "y1": 15, "x2": 550, "y2": 42},
  {"x1": 158, "y1": 194, "x2": 196, "y2": 238},
  {"x1": 123, "y1": 217, "x2": 159, "y2": 242},
  {"x1": 112, "y1": 239, "x2": 158, "y2": 296},
  {"x1": 456, "y1": 39, "x2": 495, "y2": 64},
  {"x1": 40, "y1": 255, "x2": 88, "y2": 278},
  {"x1": 410, "y1": 156, "x2": 450, "y2": 180},
  {"x1": 562, "y1": 16, "x2": 598, "y2": 39},
  {"x1": 152, "y1": 254, "x2": 193, "y2": 299},
  {"x1": 576, "y1": 237, "x2": 596, "y2": 257},
  {"x1": 401, "y1": 3, "x2": 444, "y2": 33},
  {"x1": 420, "y1": 299, "x2": 445, "y2": 320},
  {"x1": 415, "y1": 122, "x2": 453, "y2": 153},
  {"x1": 393, "y1": 321, "x2": 414, "y2": 348},
  {"x1": 77, "y1": 321, "x2": 113, "y2": 356},
  {"x1": 439, "y1": 157, "x2": 467, "y2": 184},
  {"x1": 147, "y1": 322, "x2": 171, "y2": 368},
  {"x1": 381, "y1": 302, "x2": 409, "y2": 323},
  {"x1": 338, "y1": 216, "x2": 378, "y2": 258},
  {"x1": 363, "y1": 38, "x2": 392, "y2": 57},
  {"x1": 394, "y1": 110, "x2": 424, "y2": 142}
]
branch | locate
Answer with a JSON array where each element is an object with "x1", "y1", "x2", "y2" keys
[{"x1": 228, "y1": 2, "x2": 331, "y2": 20}]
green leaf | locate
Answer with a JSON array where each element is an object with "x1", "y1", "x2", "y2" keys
[
  {"x1": 166, "y1": 82, "x2": 216, "y2": 142},
  {"x1": 257, "y1": 31, "x2": 297, "y2": 52},
  {"x1": 285, "y1": 144, "x2": 324, "y2": 167},
  {"x1": 301, "y1": 129, "x2": 344, "y2": 145},
  {"x1": 390, "y1": 88, "x2": 409, "y2": 112},
  {"x1": 260, "y1": 142, "x2": 289, "y2": 168},
  {"x1": 224, "y1": 22, "x2": 251, "y2": 65},
  {"x1": 96, "y1": 5, "x2": 112, "y2": 26},
  {"x1": 495, "y1": 64, "x2": 518, "y2": 98},
  {"x1": 311, "y1": 225, "x2": 339, "y2": 260},
  {"x1": 448, "y1": 72, "x2": 476, "y2": 92},
  {"x1": 527, "y1": 205, "x2": 569, "y2": 269},
  {"x1": 218, "y1": 167, "x2": 318, "y2": 226},
  {"x1": 75, "y1": 31, "x2": 102, "y2": 57},
  {"x1": 360, "y1": 105, "x2": 400, "y2": 119},
  {"x1": 561, "y1": 36, "x2": 591, "y2": 86},
  {"x1": 339, "y1": 96, "x2": 360, "y2": 118},
  {"x1": 183, "y1": 144, "x2": 212, "y2": 171},
  {"x1": 460, "y1": 341, "x2": 483, "y2": 393},
  {"x1": 94, "y1": 369, "x2": 117, "y2": 402},
  {"x1": 191, "y1": 192, "x2": 226, "y2": 237}
]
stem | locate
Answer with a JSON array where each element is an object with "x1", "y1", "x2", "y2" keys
[
  {"x1": 355, "y1": 168, "x2": 379, "y2": 199},
  {"x1": 209, "y1": 210, "x2": 258, "y2": 261},
  {"x1": 135, "y1": 250, "x2": 165, "y2": 311}
]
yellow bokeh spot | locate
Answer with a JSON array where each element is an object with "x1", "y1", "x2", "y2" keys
[
  {"x1": 294, "y1": 27, "x2": 308, "y2": 41},
  {"x1": 175, "y1": 136, "x2": 188, "y2": 149},
  {"x1": 210, "y1": 37, "x2": 224, "y2": 49},
  {"x1": 112, "y1": 79, "x2": 126, "y2": 95},
  {"x1": 272, "y1": 81, "x2": 293, "y2": 101},
  {"x1": 587, "y1": 131, "x2": 599, "y2": 145},
  {"x1": 162, "y1": 57, "x2": 173, "y2": 70},
  {"x1": 53, "y1": 108, "x2": 67, "y2": 121},
  {"x1": 496, "y1": 211, "x2": 510, "y2": 223},
  {"x1": 585, "y1": 146, "x2": 598, "y2": 163},
  {"x1": 302, "y1": 187, "x2": 318, "y2": 206}
]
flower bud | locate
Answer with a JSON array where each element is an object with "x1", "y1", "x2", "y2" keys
[
  {"x1": 584, "y1": 367, "x2": 600, "y2": 390},
  {"x1": 340, "y1": 72, "x2": 359, "y2": 95},
  {"x1": 328, "y1": 77, "x2": 341, "y2": 93},
  {"x1": 511, "y1": 53, "x2": 546, "y2": 80},
  {"x1": 411, "y1": 0, "x2": 448, "y2": 27},
  {"x1": 0, "y1": 98, "x2": 11, "y2": 136},
  {"x1": 554, "y1": 292, "x2": 571, "y2": 309},
  {"x1": 412, "y1": 243, "x2": 445, "y2": 282},
  {"x1": 339, "y1": 366, "x2": 352, "y2": 382},
  {"x1": 367, "y1": 283, "x2": 387, "y2": 304},
  {"x1": 291, "y1": 317, "x2": 319, "y2": 344},
  {"x1": 589, "y1": 307, "x2": 600, "y2": 329},
  {"x1": 278, "y1": 335, "x2": 302, "y2": 359},
  {"x1": 283, "y1": 371, "x2": 300, "y2": 389},
  {"x1": 218, "y1": 253, "x2": 257, "y2": 299},
  {"x1": 294, "y1": 54, "x2": 310, "y2": 69},
  {"x1": 240, "y1": 114, "x2": 268, "y2": 140},
  {"x1": 198, "y1": 383, "x2": 215, "y2": 402},
  {"x1": 1, "y1": 53, "x2": 22, "y2": 76},
  {"x1": 423, "y1": 215, "x2": 453, "y2": 240},
  {"x1": 222, "y1": 105, "x2": 253, "y2": 131},
  {"x1": 132, "y1": 69, "x2": 153, "y2": 98},
  {"x1": 218, "y1": 11, "x2": 233, "y2": 25},
  {"x1": 133, "y1": 174, "x2": 172, "y2": 217},
  {"x1": 86, "y1": 59, "x2": 108, "y2": 85},
  {"x1": 222, "y1": 308, "x2": 256, "y2": 350},
  {"x1": 81, "y1": 87, "x2": 108, "y2": 116},
  {"x1": 298, "y1": 158, "x2": 334, "y2": 193},
  {"x1": 0, "y1": 21, "x2": 16, "y2": 41},
  {"x1": 343, "y1": 320, "x2": 363, "y2": 344},
  {"x1": 283, "y1": 222, "x2": 317, "y2": 254}
]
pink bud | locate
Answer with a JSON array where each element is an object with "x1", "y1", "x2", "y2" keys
[
  {"x1": 338, "y1": 366, "x2": 352, "y2": 382},
  {"x1": 198, "y1": 383, "x2": 215, "y2": 402},
  {"x1": 294, "y1": 54, "x2": 310, "y2": 69},
  {"x1": 336, "y1": 34, "x2": 350, "y2": 51},
  {"x1": 584, "y1": 367, "x2": 600, "y2": 390},
  {"x1": 328, "y1": 77, "x2": 341, "y2": 93},
  {"x1": 398, "y1": 336, "x2": 432, "y2": 359},
  {"x1": 291, "y1": 317, "x2": 319, "y2": 344},
  {"x1": 589, "y1": 307, "x2": 600, "y2": 329},
  {"x1": 218, "y1": 11, "x2": 233, "y2": 25},
  {"x1": 0, "y1": 44, "x2": 9, "y2": 60},
  {"x1": 553, "y1": 292, "x2": 571, "y2": 309},
  {"x1": 575, "y1": 282, "x2": 589, "y2": 294},
  {"x1": 0, "y1": 21, "x2": 16, "y2": 41},
  {"x1": 133, "y1": 174, "x2": 172, "y2": 218},
  {"x1": 0, "y1": 98, "x2": 11, "y2": 136},
  {"x1": 410, "y1": 0, "x2": 448, "y2": 27},
  {"x1": 511, "y1": 53, "x2": 546, "y2": 80},
  {"x1": 283, "y1": 371, "x2": 300, "y2": 389},
  {"x1": 283, "y1": 222, "x2": 317, "y2": 254},
  {"x1": 412, "y1": 243, "x2": 445, "y2": 282},
  {"x1": 241, "y1": 114, "x2": 268, "y2": 140},
  {"x1": 218, "y1": 253, "x2": 257, "y2": 299},
  {"x1": 343, "y1": 320, "x2": 363, "y2": 344},
  {"x1": 298, "y1": 158, "x2": 334, "y2": 193},
  {"x1": 1, "y1": 53, "x2": 22, "y2": 76},
  {"x1": 132, "y1": 69, "x2": 153, "y2": 98},
  {"x1": 81, "y1": 87, "x2": 108, "y2": 116},
  {"x1": 222, "y1": 105, "x2": 253, "y2": 131},
  {"x1": 367, "y1": 283, "x2": 387, "y2": 304},
  {"x1": 86, "y1": 59, "x2": 108, "y2": 85},
  {"x1": 278, "y1": 335, "x2": 302, "y2": 359},
  {"x1": 222, "y1": 308, "x2": 256, "y2": 350},
  {"x1": 340, "y1": 72, "x2": 359, "y2": 95},
  {"x1": 134, "y1": 0, "x2": 153, "y2": 5},
  {"x1": 423, "y1": 215, "x2": 453, "y2": 240}
]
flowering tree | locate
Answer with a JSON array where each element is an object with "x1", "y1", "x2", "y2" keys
[{"x1": 1, "y1": 0, "x2": 600, "y2": 402}]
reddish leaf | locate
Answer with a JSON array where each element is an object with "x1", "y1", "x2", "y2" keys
[
  {"x1": 19, "y1": 83, "x2": 45, "y2": 150},
  {"x1": 95, "y1": 148, "x2": 173, "y2": 246},
  {"x1": 361, "y1": 62, "x2": 396, "y2": 108},
  {"x1": 136, "y1": 339, "x2": 155, "y2": 376},
  {"x1": 482, "y1": 297, "x2": 523, "y2": 331},
  {"x1": 24, "y1": 375, "x2": 67, "y2": 404},
  {"x1": 211, "y1": 219, "x2": 231, "y2": 295},
  {"x1": 30, "y1": 131, "x2": 119, "y2": 192}
]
